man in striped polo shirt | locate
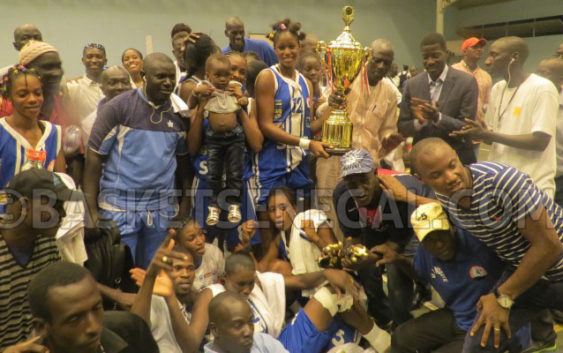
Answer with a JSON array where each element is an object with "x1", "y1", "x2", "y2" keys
[
  {"x1": 0, "y1": 169, "x2": 80, "y2": 349},
  {"x1": 410, "y1": 137, "x2": 563, "y2": 352}
]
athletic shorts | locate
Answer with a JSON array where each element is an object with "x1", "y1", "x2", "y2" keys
[{"x1": 249, "y1": 161, "x2": 312, "y2": 205}]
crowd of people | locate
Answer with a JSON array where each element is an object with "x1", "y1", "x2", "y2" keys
[{"x1": 1, "y1": 15, "x2": 563, "y2": 353}]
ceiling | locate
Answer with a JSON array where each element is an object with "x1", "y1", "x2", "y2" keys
[
  {"x1": 457, "y1": 15, "x2": 563, "y2": 39},
  {"x1": 449, "y1": 0, "x2": 515, "y2": 9}
]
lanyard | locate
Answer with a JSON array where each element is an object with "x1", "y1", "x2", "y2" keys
[{"x1": 497, "y1": 83, "x2": 521, "y2": 126}]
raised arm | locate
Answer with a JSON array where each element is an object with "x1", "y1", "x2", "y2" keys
[
  {"x1": 179, "y1": 80, "x2": 197, "y2": 104},
  {"x1": 175, "y1": 288, "x2": 215, "y2": 353},
  {"x1": 130, "y1": 240, "x2": 177, "y2": 326},
  {"x1": 164, "y1": 290, "x2": 208, "y2": 353},
  {"x1": 187, "y1": 101, "x2": 206, "y2": 156}
]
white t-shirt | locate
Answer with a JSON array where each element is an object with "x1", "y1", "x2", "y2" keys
[
  {"x1": 55, "y1": 172, "x2": 88, "y2": 265},
  {"x1": 555, "y1": 89, "x2": 563, "y2": 177},
  {"x1": 149, "y1": 295, "x2": 191, "y2": 353},
  {"x1": 193, "y1": 243, "x2": 225, "y2": 292},
  {"x1": 283, "y1": 209, "x2": 328, "y2": 276},
  {"x1": 66, "y1": 75, "x2": 104, "y2": 122},
  {"x1": 208, "y1": 271, "x2": 286, "y2": 338},
  {"x1": 485, "y1": 74, "x2": 559, "y2": 196}
]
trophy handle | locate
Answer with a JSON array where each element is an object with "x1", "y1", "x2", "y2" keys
[
  {"x1": 363, "y1": 46, "x2": 372, "y2": 61},
  {"x1": 317, "y1": 41, "x2": 327, "y2": 64}
]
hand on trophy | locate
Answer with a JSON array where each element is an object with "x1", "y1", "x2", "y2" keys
[
  {"x1": 328, "y1": 92, "x2": 347, "y2": 110},
  {"x1": 310, "y1": 140, "x2": 332, "y2": 158},
  {"x1": 411, "y1": 97, "x2": 439, "y2": 122}
]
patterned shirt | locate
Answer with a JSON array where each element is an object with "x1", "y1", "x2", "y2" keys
[
  {"x1": 0, "y1": 235, "x2": 60, "y2": 349},
  {"x1": 436, "y1": 162, "x2": 563, "y2": 281}
]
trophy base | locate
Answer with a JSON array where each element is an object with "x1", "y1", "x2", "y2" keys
[{"x1": 325, "y1": 147, "x2": 351, "y2": 155}]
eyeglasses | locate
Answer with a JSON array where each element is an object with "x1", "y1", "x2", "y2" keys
[{"x1": 84, "y1": 43, "x2": 105, "y2": 51}]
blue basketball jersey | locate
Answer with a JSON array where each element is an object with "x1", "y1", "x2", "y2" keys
[
  {"x1": 0, "y1": 118, "x2": 61, "y2": 188},
  {"x1": 252, "y1": 66, "x2": 311, "y2": 180}
]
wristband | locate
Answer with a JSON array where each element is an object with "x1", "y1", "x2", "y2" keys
[
  {"x1": 362, "y1": 322, "x2": 391, "y2": 352},
  {"x1": 313, "y1": 287, "x2": 339, "y2": 316},
  {"x1": 299, "y1": 138, "x2": 311, "y2": 150}
]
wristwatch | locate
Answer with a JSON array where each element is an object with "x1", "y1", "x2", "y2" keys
[{"x1": 494, "y1": 288, "x2": 514, "y2": 310}]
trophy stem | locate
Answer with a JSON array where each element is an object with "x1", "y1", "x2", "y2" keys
[{"x1": 321, "y1": 107, "x2": 353, "y2": 155}]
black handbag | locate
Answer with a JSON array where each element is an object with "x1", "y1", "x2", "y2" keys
[{"x1": 84, "y1": 219, "x2": 137, "y2": 309}]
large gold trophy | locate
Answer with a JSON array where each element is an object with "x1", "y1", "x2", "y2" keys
[{"x1": 317, "y1": 6, "x2": 370, "y2": 154}]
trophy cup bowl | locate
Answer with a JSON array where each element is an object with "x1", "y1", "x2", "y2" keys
[{"x1": 317, "y1": 6, "x2": 369, "y2": 154}]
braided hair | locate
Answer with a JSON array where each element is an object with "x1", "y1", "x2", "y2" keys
[
  {"x1": 266, "y1": 18, "x2": 306, "y2": 46},
  {"x1": 1, "y1": 64, "x2": 41, "y2": 99},
  {"x1": 183, "y1": 33, "x2": 220, "y2": 78}
]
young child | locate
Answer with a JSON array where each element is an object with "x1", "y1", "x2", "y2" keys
[
  {"x1": 190, "y1": 53, "x2": 248, "y2": 226},
  {"x1": 297, "y1": 52, "x2": 325, "y2": 105}
]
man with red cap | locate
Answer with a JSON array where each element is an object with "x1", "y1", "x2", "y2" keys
[{"x1": 452, "y1": 37, "x2": 492, "y2": 121}]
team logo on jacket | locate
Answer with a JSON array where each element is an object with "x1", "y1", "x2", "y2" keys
[{"x1": 469, "y1": 265, "x2": 487, "y2": 279}]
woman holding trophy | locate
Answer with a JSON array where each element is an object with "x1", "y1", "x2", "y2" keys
[{"x1": 251, "y1": 19, "x2": 330, "y2": 252}]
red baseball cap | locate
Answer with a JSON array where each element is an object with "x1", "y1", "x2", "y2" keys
[{"x1": 461, "y1": 37, "x2": 487, "y2": 51}]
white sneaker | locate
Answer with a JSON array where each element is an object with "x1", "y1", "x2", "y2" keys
[
  {"x1": 228, "y1": 204, "x2": 242, "y2": 223},
  {"x1": 206, "y1": 206, "x2": 220, "y2": 226}
]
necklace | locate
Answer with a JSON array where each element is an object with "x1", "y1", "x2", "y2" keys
[
  {"x1": 142, "y1": 86, "x2": 173, "y2": 125},
  {"x1": 149, "y1": 105, "x2": 173, "y2": 125}
]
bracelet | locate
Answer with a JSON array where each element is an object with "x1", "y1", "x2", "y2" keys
[
  {"x1": 299, "y1": 138, "x2": 311, "y2": 150},
  {"x1": 362, "y1": 321, "x2": 391, "y2": 352}
]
